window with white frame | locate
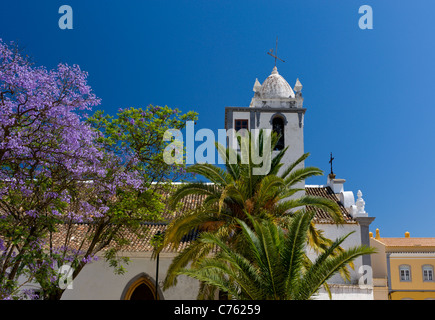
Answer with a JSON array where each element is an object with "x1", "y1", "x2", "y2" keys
[
  {"x1": 423, "y1": 265, "x2": 434, "y2": 282},
  {"x1": 399, "y1": 265, "x2": 411, "y2": 281}
]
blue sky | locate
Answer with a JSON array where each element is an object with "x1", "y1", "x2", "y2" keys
[{"x1": 1, "y1": 0, "x2": 435, "y2": 237}]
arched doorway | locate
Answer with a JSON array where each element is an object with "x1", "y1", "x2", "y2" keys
[
  {"x1": 272, "y1": 116, "x2": 285, "y2": 151},
  {"x1": 121, "y1": 273, "x2": 163, "y2": 300}
]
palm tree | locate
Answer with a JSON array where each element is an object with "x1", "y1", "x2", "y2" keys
[
  {"x1": 156, "y1": 130, "x2": 346, "y2": 289},
  {"x1": 178, "y1": 211, "x2": 376, "y2": 300}
]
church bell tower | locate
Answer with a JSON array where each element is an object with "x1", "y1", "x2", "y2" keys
[{"x1": 224, "y1": 65, "x2": 306, "y2": 183}]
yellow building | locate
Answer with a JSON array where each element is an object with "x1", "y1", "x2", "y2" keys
[{"x1": 370, "y1": 229, "x2": 435, "y2": 300}]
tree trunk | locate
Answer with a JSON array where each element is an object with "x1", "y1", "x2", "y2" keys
[{"x1": 45, "y1": 289, "x2": 64, "y2": 300}]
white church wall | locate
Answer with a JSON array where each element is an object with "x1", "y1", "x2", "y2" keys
[
  {"x1": 227, "y1": 110, "x2": 250, "y2": 150},
  {"x1": 232, "y1": 111, "x2": 250, "y2": 122},
  {"x1": 308, "y1": 223, "x2": 364, "y2": 285},
  {"x1": 256, "y1": 112, "x2": 304, "y2": 162},
  {"x1": 314, "y1": 285, "x2": 374, "y2": 300},
  {"x1": 61, "y1": 252, "x2": 200, "y2": 300},
  {"x1": 257, "y1": 111, "x2": 304, "y2": 192},
  {"x1": 305, "y1": 223, "x2": 374, "y2": 299},
  {"x1": 60, "y1": 224, "x2": 367, "y2": 300}
]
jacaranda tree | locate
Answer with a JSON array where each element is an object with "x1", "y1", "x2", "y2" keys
[
  {"x1": 37, "y1": 105, "x2": 197, "y2": 300},
  {"x1": 0, "y1": 39, "x2": 198, "y2": 299},
  {"x1": 0, "y1": 39, "x2": 111, "y2": 299}
]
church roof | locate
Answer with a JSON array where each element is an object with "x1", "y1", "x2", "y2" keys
[
  {"x1": 161, "y1": 185, "x2": 354, "y2": 225},
  {"x1": 48, "y1": 185, "x2": 354, "y2": 254},
  {"x1": 372, "y1": 237, "x2": 435, "y2": 248},
  {"x1": 50, "y1": 222, "x2": 195, "y2": 254},
  {"x1": 305, "y1": 186, "x2": 354, "y2": 223},
  {"x1": 257, "y1": 66, "x2": 295, "y2": 99}
]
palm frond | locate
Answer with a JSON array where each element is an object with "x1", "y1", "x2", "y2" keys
[
  {"x1": 281, "y1": 210, "x2": 314, "y2": 298},
  {"x1": 187, "y1": 163, "x2": 233, "y2": 186},
  {"x1": 283, "y1": 166, "x2": 323, "y2": 188},
  {"x1": 279, "y1": 152, "x2": 311, "y2": 180},
  {"x1": 215, "y1": 141, "x2": 241, "y2": 181},
  {"x1": 293, "y1": 195, "x2": 344, "y2": 224},
  {"x1": 295, "y1": 244, "x2": 376, "y2": 300},
  {"x1": 168, "y1": 182, "x2": 217, "y2": 210},
  {"x1": 162, "y1": 238, "x2": 217, "y2": 289}
]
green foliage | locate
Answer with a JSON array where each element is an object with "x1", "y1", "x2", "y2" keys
[
  {"x1": 87, "y1": 105, "x2": 198, "y2": 184},
  {"x1": 158, "y1": 130, "x2": 346, "y2": 290},
  {"x1": 0, "y1": 105, "x2": 197, "y2": 300},
  {"x1": 104, "y1": 248, "x2": 130, "y2": 275},
  {"x1": 178, "y1": 211, "x2": 376, "y2": 300}
]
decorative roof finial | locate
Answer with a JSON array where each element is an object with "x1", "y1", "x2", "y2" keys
[
  {"x1": 329, "y1": 152, "x2": 334, "y2": 174},
  {"x1": 356, "y1": 190, "x2": 366, "y2": 216},
  {"x1": 375, "y1": 228, "x2": 380, "y2": 239},
  {"x1": 294, "y1": 78, "x2": 303, "y2": 92},
  {"x1": 349, "y1": 190, "x2": 369, "y2": 218},
  {"x1": 253, "y1": 78, "x2": 261, "y2": 92},
  {"x1": 328, "y1": 152, "x2": 335, "y2": 179}
]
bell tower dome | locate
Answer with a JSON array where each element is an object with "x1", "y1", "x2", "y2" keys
[
  {"x1": 258, "y1": 66, "x2": 295, "y2": 99},
  {"x1": 225, "y1": 66, "x2": 306, "y2": 180}
]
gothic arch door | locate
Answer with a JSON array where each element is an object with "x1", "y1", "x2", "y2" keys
[{"x1": 121, "y1": 273, "x2": 162, "y2": 300}]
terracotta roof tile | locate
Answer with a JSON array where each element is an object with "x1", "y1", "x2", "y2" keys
[
  {"x1": 50, "y1": 223, "x2": 195, "y2": 254},
  {"x1": 375, "y1": 237, "x2": 435, "y2": 247},
  {"x1": 49, "y1": 184, "x2": 355, "y2": 253},
  {"x1": 305, "y1": 186, "x2": 354, "y2": 223}
]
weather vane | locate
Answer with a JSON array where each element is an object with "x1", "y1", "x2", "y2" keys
[
  {"x1": 267, "y1": 36, "x2": 285, "y2": 67},
  {"x1": 329, "y1": 152, "x2": 335, "y2": 175}
]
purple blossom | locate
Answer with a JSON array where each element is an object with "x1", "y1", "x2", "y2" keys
[
  {"x1": 0, "y1": 39, "x2": 179, "y2": 299},
  {"x1": 22, "y1": 289, "x2": 40, "y2": 300},
  {"x1": 25, "y1": 210, "x2": 38, "y2": 218}
]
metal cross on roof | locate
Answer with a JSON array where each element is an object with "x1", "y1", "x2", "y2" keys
[
  {"x1": 329, "y1": 152, "x2": 335, "y2": 175},
  {"x1": 267, "y1": 36, "x2": 285, "y2": 67}
]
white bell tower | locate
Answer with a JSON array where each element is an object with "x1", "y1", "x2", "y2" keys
[{"x1": 225, "y1": 66, "x2": 306, "y2": 183}]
